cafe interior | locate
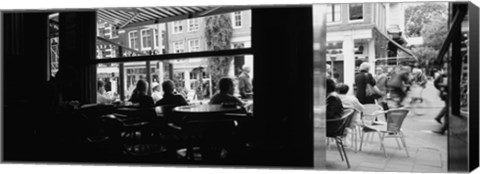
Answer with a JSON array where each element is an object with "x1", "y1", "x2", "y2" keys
[{"x1": 2, "y1": 6, "x2": 320, "y2": 167}]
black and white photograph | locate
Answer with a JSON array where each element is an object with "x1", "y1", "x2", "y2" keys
[{"x1": 1, "y1": 0, "x2": 479, "y2": 173}]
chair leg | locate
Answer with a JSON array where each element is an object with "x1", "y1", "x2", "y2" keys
[
  {"x1": 400, "y1": 132, "x2": 410, "y2": 157},
  {"x1": 336, "y1": 139, "x2": 344, "y2": 161},
  {"x1": 395, "y1": 136, "x2": 402, "y2": 150},
  {"x1": 338, "y1": 139, "x2": 351, "y2": 168},
  {"x1": 379, "y1": 132, "x2": 387, "y2": 158},
  {"x1": 359, "y1": 131, "x2": 364, "y2": 151}
]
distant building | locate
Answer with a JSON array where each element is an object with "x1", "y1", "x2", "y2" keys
[{"x1": 326, "y1": 3, "x2": 407, "y2": 94}]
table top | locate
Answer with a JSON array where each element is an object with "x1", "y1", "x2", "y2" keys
[{"x1": 173, "y1": 104, "x2": 243, "y2": 114}]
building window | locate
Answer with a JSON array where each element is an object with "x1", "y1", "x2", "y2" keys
[
  {"x1": 327, "y1": 4, "x2": 341, "y2": 23},
  {"x1": 188, "y1": 39, "x2": 200, "y2": 52},
  {"x1": 172, "y1": 21, "x2": 183, "y2": 34},
  {"x1": 187, "y1": 18, "x2": 199, "y2": 32},
  {"x1": 232, "y1": 11, "x2": 242, "y2": 28},
  {"x1": 349, "y1": 4, "x2": 364, "y2": 21},
  {"x1": 154, "y1": 29, "x2": 159, "y2": 48},
  {"x1": 128, "y1": 31, "x2": 139, "y2": 50},
  {"x1": 173, "y1": 41, "x2": 184, "y2": 53},
  {"x1": 140, "y1": 29, "x2": 153, "y2": 50}
]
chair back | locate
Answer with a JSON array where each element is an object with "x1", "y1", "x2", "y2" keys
[
  {"x1": 385, "y1": 109, "x2": 409, "y2": 132},
  {"x1": 361, "y1": 104, "x2": 383, "y2": 125},
  {"x1": 327, "y1": 108, "x2": 355, "y2": 137}
]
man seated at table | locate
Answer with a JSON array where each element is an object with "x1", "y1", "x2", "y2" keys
[
  {"x1": 155, "y1": 80, "x2": 189, "y2": 106},
  {"x1": 210, "y1": 77, "x2": 244, "y2": 106}
]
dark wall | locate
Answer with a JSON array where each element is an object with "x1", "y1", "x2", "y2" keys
[
  {"x1": 2, "y1": 12, "x2": 49, "y2": 160},
  {"x1": 252, "y1": 7, "x2": 314, "y2": 167}
]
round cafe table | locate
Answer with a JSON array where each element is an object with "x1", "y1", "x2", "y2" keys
[{"x1": 173, "y1": 104, "x2": 243, "y2": 114}]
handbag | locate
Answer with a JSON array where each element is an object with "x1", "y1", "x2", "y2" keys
[{"x1": 365, "y1": 73, "x2": 383, "y2": 99}]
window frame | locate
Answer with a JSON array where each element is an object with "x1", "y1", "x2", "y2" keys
[
  {"x1": 348, "y1": 3, "x2": 364, "y2": 23},
  {"x1": 140, "y1": 29, "x2": 153, "y2": 51},
  {"x1": 326, "y1": 4, "x2": 342, "y2": 25},
  {"x1": 188, "y1": 39, "x2": 200, "y2": 52},
  {"x1": 232, "y1": 11, "x2": 243, "y2": 29},
  {"x1": 187, "y1": 18, "x2": 199, "y2": 32},
  {"x1": 172, "y1": 21, "x2": 184, "y2": 34},
  {"x1": 173, "y1": 41, "x2": 185, "y2": 53},
  {"x1": 128, "y1": 30, "x2": 139, "y2": 50}
]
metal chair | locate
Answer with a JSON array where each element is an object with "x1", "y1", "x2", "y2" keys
[
  {"x1": 359, "y1": 109, "x2": 410, "y2": 158},
  {"x1": 327, "y1": 108, "x2": 355, "y2": 168}
]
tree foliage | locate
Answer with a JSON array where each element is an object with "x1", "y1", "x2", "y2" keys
[
  {"x1": 204, "y1": 14, "x2": 233, "y2": 92},
  {"x1": 405, "y1": 3, "x2": 448, "y2": 38}
]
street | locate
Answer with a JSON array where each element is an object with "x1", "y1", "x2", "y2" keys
[{"x1": 324, "y1": 80, "x2": 448, "y2": 172}]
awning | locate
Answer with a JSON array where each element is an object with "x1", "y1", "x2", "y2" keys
[
  {"x1": 372, "y1": 27, "x2": 418, "y2": 60},
  {"x1": 97, "y1": 6, "x2": 248, "y2": 29}
]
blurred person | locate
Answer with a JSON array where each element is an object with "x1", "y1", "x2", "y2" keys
[
  {"x1": 151, "y1": 82, "x2": 162, "y2": 103},
  {"x1": 129, "y1": 80, "x2": 154, "y2": 107},
  {"x1": 155, "y1": 80, "x2": 189, "y2": 106},
  {"x1": 409, "y1": 68, "x2": 427, "y2": 104},
  {"x1": 432, "y1": 72, "x2": 448, "y2": 135},
  {"x1": 238, "y1": 66, "x2": 253, "y2": 99},
  {"x1": 387, "y1": 65, "x2": 411, "y2": 108},
  {"x1": 97, "y1": 80, "x2": 116, "y2": 104},
  {"x1": 210, "y1": 77, "x2": 244, "y2": 107},
  {"x1": 355, "y1": 62, "x2": 382, "y2": 104}
]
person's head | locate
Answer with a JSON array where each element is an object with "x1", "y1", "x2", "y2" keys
[
  {"x1": 359, "y1": 62, "x2": 370, "y2": 72},
  {"x1": 218, "y1": 77, "x2": 235, "y2": 95},
  {"x1": 97, "y1": 80, "x2": 106, "y2": 94},
  {"x1": 242, "y1": 66, "x2": 251, "y2": 74},
  {"x1": 336, "y1": 83, "x2": 349, "y2": 95},
  {"x1": 162, "y1": 80, "x2": 175, "y2": 94},
  {"x1": 135, "y1": 80, "x2": 149, "y2": 95},
  {"x1": 327, "y1": 78, "x2": 336, "y2": 94},
  {"x1": 375, "y1": 66, "x2": 384, "y2": 75}
]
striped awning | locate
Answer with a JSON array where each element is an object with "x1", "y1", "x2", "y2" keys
[{"x1": 97, "y1": 6, "x2": 246, "y2": 29}]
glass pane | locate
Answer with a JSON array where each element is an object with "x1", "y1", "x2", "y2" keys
[
  {"x1": 349, "y1": 4, "x2": 363, "y2": 20},
  {"x1": 96, "y1": 63, "x2": 120, "y2": 104},
  {"x1": 148, "y1": 55, "x2": 253, "y2": 106},
  {"x1": 96, "y1": 9, "x2": 251, "y2": 59},
  {"x1": 49, "y1": 13, "x2": 59, "y2": 78},
  {"x1": 124, "y1": 62, "x2": 148, "y2": 101}
]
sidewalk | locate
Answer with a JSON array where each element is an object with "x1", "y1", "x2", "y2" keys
[{"x1": 325, "y1": 81, "x2": 448, "y2": 172}]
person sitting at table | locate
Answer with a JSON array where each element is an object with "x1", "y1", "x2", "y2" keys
[
  {"x1": 336, "y1": 83, "x2": 364, "y2": 126},
  {"x1": 209, "y1": 77, "x2": 244, "y2": 106},
  {"x1": 97, "y1": 80, "x2": 116, "y2": 104},
  {"x1": 327, "y1": 78, "x2": 344, "y2": 120},
  {"x1": 155, "y1": 80, "x2": 189, "y2": 106},
  {"x1": 129, "y1": 80, "x2": 155, "y2": 108}
]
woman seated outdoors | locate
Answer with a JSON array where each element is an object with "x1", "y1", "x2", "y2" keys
[
  {"x1": 129, "y1": 80, "x2": 155, "y2": 108},
  {"x1": 155, "y1": 80, "x2": 189, "y2": 106},
  {"x1": 336, "y1": 83, "x2": 364, "y2": 126},
  {"x1": 209, "y1": 77, "x2": 248, "y2": 113},
  {"x1": 327, "y1": 78, "x2": 344, "y2": 119}
]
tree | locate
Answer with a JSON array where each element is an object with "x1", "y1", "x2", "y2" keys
[
  {"x1": 421, "y1": 13, "x2": 448, "y2": 50},
  {"x1": 405, "y1": 3, "x2": 448, "y2": 38},
  {"x1": 204, "y1": 14, "x2": 234, "y2": 93}
]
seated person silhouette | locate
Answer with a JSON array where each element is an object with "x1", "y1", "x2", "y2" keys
[
  {"x1": 209, "y1": 77, "x2": 244, "y2": 107},
  {"x1": 155, "y1": 80, "x2": 189, "y2": 106},
  {"x1": 129, "y1": 80, "x2": 155, "y2": 108}
]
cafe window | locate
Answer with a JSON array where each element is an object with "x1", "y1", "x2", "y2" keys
[
  {"x1": 95, "y1": 9, "x2": 253, "y2": 104},
  {"x1": 349, "y1": 4, "x2": 364, "y2": 21},
  {"x1": 187, "y1": 18, "x2": 199, "y2": 32},
  {"x1": 327, "y1": 4, "x2": 342, "y2": 23},
  {"x1": 172, "y1": 21, "x2": 183, "y2": 34},
  {"x1": 173, "y1": 41, "x2": 185, "y2": 53},
  {"x1": 188, "y1": 39, "x2": 200, "y2": 52},
  {"x1": 140, "y1": 29, "x2": 153, "y2": 50},
  {"x1": 232, "y1": 11, "x2": 242, "y2": 28},
  {"x1": 128, "y1": 31, "x2": 139, "y2": 50}
]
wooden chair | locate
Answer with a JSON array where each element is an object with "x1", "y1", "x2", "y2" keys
[
  {"x1": 359, "y1": 109, "x2": 410, "y2": 158},
  {"x1": 327, "y1": 108, "x2": 355, "y2": 168}
]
